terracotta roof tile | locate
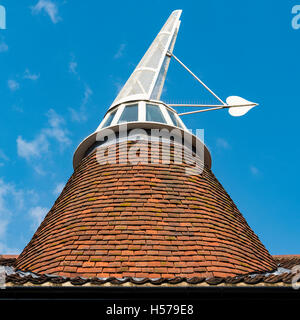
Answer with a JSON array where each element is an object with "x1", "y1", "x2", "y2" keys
[
  {"x1": 0, "y1": 255, "x2": 18, "y2": 266},
  {"x1": 15, "y1": 141, "x2": 277, "y2": 278}
]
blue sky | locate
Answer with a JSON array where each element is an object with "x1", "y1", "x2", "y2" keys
[{"x1": 0, "y1": 0, "x2": 299, "y2": 255}]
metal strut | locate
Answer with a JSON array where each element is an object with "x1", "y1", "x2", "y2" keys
[{"x1": 167, "y1": 51, "x2": 226, "y2": 106}]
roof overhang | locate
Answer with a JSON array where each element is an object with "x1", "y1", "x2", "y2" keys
[{"x1": 73, "y1": 122, "x2": 212, "y2": 170}]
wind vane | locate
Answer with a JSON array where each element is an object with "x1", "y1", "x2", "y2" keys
[{"x1": 166, "y1": 51, "x2": 258, "y2": 117}]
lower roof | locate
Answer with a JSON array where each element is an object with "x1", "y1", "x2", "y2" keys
[{"x1": 1, "y1": 255, "x2": 300, "y2": 288}]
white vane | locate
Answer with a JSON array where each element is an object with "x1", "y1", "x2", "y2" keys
[
  {"x1": 226, "y1": 96, "x2": 257, "y2": 117},
  {"x1": 109, "y1": 10, "x2": 182, "y2": 110}
]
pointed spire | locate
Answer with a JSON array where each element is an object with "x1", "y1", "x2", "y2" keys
[{"x1": 109, "y1": 10, "x2": 182, "y2": 109}]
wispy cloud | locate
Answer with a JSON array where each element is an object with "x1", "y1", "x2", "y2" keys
[
  {"x1": 17, "y1": 109, "x2": 71, "y2": 163},
  {"x1": 29, "y1": 206, "x2": 48, "y2": 230},
  {"x1": 0, "y1": 177, "x2": 45, "y2": 254},
  {"x1": 114, "y1": 43, "x2": 126, "y2": 59},
  {"x1": 24, "y1": 69, "x2": 40, "y2": 81},
  {"x1": 33, "y1": 165, "x2": 47, "y2": 176},
  {"x1": 110, "y1": 75, "x2": 125, "y2": 95},
  {"x1": 8, "y1": 79, "x2": 20, "y2": 91},
  {"x1": 216, "y1": 138, "x2": 230, "y2": 150},
  {"x1": 0, "y1": 150, "x2": 9, "y2": 162},
  {"x1": 69, "y1": 85, "x2": 92, "y2": 122},
  {"x1": 0, "y1": 179, "x2": 26, "y2": 253},
  {"x1": 17, "y1": 135, "x2": 48, "y2": 161},
  {"x1": 44, "y1": 109, "x2": 71, "y2": 145},
  {"x1": 31, "y1": 0, "x2": 61, "y2": 24},
  {"x1": 82, "y1": 86, "x2": 92, "y2": 108},
  {"x1": 69, "y1": 61, "x2": 77, "y2": 74},
  {"x1": 53, "y1": 182, "x2": 64, "y2": 196},
  {"x1": 7, "y1": 70, "x2": 39, "y2": 94},
  {"x1": 68, "y1": 55, "x2": 81, "y2": 81},
  {"x1": 0, "y1": 149, "x2": 8, "y2": 167},
  {"x1": 69, "y1": 55, "x2": 78, "y2": 75},
  {"x1": 0, "y1": 180, "x2": 13, "y2": 239}
]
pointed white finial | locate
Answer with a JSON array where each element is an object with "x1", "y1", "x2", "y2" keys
[{"x1": 109, "y1": 10, "x2": 182, "y2": 110}]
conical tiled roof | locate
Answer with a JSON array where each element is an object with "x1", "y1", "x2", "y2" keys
[{"x1": 15, "y1": 141, "x2": 277, "y2": 278}]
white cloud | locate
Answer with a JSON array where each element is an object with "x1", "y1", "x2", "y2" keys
[
  {"x1": 68, "y1": 54, "x2": 81, "y2": 79},
  {"x1": 0, "y1": 181, "x2": 11, "y2": 240},
  {"x1": 82, "y1": 86, "x2": 92, "y2": 107},
  {"x1": 27, "y1": 190, "x2": 40, "y2": 205},
  {"x1": 216, "y1": 138, "x2": 230, "y2": 150},
  {"x1": 17, "y1": 109, "x2": 70, "y2": 163},
  {"x1": 0, "y1": 179, "x2": 43, "y2": 254},
  {"x1": 0, "y1": 179, "x2": 25, "y2": 239},
  {"x1": 0, "y1": 150, "x2": 8, "y2": 167},
  {"x1": 114, "y1": 43, "x2": 126, "y2": 59},
  {"x1": 44, "y1": 109, "x2": 71, "y2": 145},
  {"x1": 69, "y1": 108, "x2": 84, "y2": 122},
  {"x1": 53, "y1": 182, "x2": 64, "y2": 196},
  {"x1": 8, "y1": 80, "x2": 19, "y2": 91},
  {"x1": 69, "y1": 60, "x2": 78, "y2": 75},
  {"x1": 31, "y1": 0, "x2": 61, "y2": 24},
  {"x1": 24, "y1": 69, "x2": 40, "y2": 81},
  {"x1": 69, "y1": 85, "x2": 92, "y2": 122},
  {"x1": 29, "y1": 206, "x2": 48, "y2": 230},
  {"x1": 33, "y1": 165, "x2": 47, "y2": 176},
  {"x1": 17, "y1": 134, "x2": 48, "y2": 161}
]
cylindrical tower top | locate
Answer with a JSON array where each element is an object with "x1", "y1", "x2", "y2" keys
[{"x1": 73, "y1": 99, "x2": 212, "y2": 170}]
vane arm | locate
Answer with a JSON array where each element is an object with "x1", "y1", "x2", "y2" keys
[
  {"x1": 167, "y1": 51, "x2": 226, "y2": 105},
  {"x1": 171, "y1": 103, "x2": 258, "y2": 108},
  {"x1": 169, "y1": 104, "x2": 225, "y2": 108},
  {"x1": 177, "y1": 102, "x2": 258, "y2": 116},
  {"x1": 179, "y1": 107, "x2": 224, "y2": 116}
]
